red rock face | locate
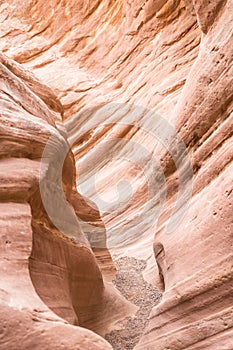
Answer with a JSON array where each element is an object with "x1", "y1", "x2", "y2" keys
[
  {"x1": 0, "y1": 0, "x2": 232, "y2": 349},
  {"x1": 0, "y1": 52, "x2": 116, "y2": 349}
]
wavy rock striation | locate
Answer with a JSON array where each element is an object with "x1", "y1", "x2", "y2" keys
[
  {"x1": 0, "y1": 53, "x2": 117, "y2": 349},
  {"x1": 0, "y1": 0, "x2": 233, "y2": 349}
]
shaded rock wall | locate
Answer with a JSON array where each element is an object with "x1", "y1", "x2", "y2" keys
[
  {"x1": 0, "y1": 53, "x2": 113, "y2": 349},
  {"x1": 136, "y1": 1, "x2": 233, "y2": 348}
]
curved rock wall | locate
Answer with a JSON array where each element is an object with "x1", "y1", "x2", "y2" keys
[
  {"x1": 0, "y1": 53, "x2": 113, "y2": 349},
  {"x1": 137, "y1": 1, "x2": 233, "y2": 348}
]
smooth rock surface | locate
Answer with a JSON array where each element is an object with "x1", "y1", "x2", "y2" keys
[
  {"x1": 0, "y1": 0, "x2": 232, "y2": 349},
  {"x1": 0, "y1": 53, "x2": 116, "y2": 349}
]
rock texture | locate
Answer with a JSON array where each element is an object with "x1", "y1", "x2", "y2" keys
[
  {"x1": 0, "y1": 54, "x2": 116, "y2": 349},
  {"x1": 105, "y1": 257, "x2": 162, "y2": 349},
  {"x1": 0, "y1": 0, "x2": 233, "y2": 349},
  {"x1": 136, "y1": 1, "x2": 233, "y2": 348}
]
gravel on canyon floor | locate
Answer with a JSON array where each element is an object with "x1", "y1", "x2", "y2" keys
[{"x1": 105, "y1": 257, "x2": 162, "y2": 350}]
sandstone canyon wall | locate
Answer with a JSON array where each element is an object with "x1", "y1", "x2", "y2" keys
[
  {"x1": 0, "y1": 0, "x2": 232, "y2": 349},
  {"x1": 0, "y1": 52, "x2": 115, "y2": 349}
]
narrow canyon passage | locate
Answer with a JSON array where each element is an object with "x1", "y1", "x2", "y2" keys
[{"x1": 0, "y1": 0, "x2": 232, "y2": 349}]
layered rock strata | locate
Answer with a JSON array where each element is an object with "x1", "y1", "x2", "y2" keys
[
  {"x1": 0, "y1": 0, "x2": 232, "y2": 349},
  {"x1": 0, "y1": 53, "x2": 115, "y2": 349}
]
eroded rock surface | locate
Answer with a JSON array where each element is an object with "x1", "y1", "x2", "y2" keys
[
  {"x1": 0, "y1": 0, "x2": 233, "y2": 349},
  {"x1": 0, "y1": 53, "x2": 114, "y2": 349}
]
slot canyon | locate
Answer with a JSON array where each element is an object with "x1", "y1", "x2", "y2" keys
[{"x1": 0, "y1": 0, "x2": 232, "y2": 349}]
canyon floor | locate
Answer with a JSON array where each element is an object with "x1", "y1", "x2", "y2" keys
[{"x1": 105, "y1": 257, "x2": 162, "y2": 350}]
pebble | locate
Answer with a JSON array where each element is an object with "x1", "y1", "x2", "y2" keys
[{"x1": 105, "y1": 257, "x2": 162, "y2": 350}]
